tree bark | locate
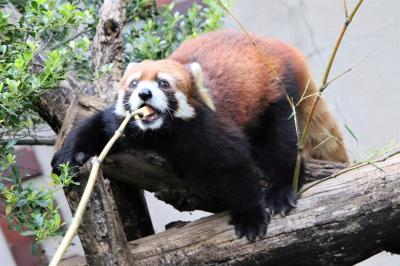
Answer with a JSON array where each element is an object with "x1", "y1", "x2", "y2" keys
[
  {"x1": 127, "y1": 154, "x2": 400, "y2": 266},
  {"x1": 64, "y1": 165, "x2": 132, "y2": 266},
  {"x1": 92, "y1": 0, "x2": 126, "y2": 100}
]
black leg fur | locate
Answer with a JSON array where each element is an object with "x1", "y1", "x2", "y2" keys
[
  {"x1": 167, "y1": 108, "x2": 268, "y2": 241},
  {"x1": 246, "y1": 83, "x2": 304, "y2": 217},
  {"x1": 51, "y1": 106, "x2": 120, "y2": 173}
]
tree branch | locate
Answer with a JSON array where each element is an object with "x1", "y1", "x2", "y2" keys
[
  {"x1": 16, "y1": 138, "x2": 56, "y2": 146},
  {"x1": 127, "y1": 154, "x2": 400, "y2": 266}
]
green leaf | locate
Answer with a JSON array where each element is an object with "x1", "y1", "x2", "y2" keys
[
  {"x1": 31, "y1": 1, "x2": 39, "y2": 10},
  {"x1": 36, "y1": 199, "x2": 50, "y2": 208},
  {"x1": 32, "y1": 241, "x2": 39, "y2": 255},
  {"x1": 53, "y1": 213, "x2": 61, "y2": 226},
  {"x1": 35, "y1": 214, "x2": 44, "y2": 227},
  {"x1": 6, "y1": 140, "x2": 16, "y2": 149},
  {"x1": 344, "y1": 124, "x2": 359, "y2": 141},
  {"x1": 0, "y1": 45, "x2": 6, "y2": 54},
  {"x1": 11, "y1": 166, "x2": 20, "y2": 178},
  {"x1": 50, "y1": 173, "x2": 61, "y2": 185},
  {"x1": 20, "y1": 230, "x2": 36, "y2": 236}
]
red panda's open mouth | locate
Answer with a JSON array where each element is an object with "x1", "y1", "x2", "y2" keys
[{"x1": 139, "y1": 104, "x2": 162, "y2": 122}]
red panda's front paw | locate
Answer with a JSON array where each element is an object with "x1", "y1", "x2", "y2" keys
[
  {"x1": 265, "y1": 184, "x2": 298, "y2": 217},
  {"x1": 230, "y1": 204, "x2": 270, "y2": 242},
  {"x1": 51, "y1": 149, "x2": 89, "y2": 175}
]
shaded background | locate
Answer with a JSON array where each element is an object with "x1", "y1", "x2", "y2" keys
[{"x1": 224, "y1": 0, "x2": 400, "y2": 161}]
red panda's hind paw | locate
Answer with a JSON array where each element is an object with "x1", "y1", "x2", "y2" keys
[
  {"x1": 265, "y1": 184, "x2": 298, "y2": 217},
  {"x1": 230, "y1": 203, "x2": 270, "y2": 242}
]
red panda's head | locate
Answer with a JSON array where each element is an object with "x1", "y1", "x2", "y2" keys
[{"x1": 115, "y1": 59, "x2": 215, "y2": 131}]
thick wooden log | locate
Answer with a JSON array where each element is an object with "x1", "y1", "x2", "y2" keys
[
  {"x1": 52, "y1": 0, "x2": 157, "y2": 262},
  {"x1": 127, "y1": 154, "x2": 400, "y2": 266},
  {"x1": 54, "y1": 1, "x2": 134, "y2": 259},
  {"x1": 58, "y1": 94, "x2": 348, "y2": 213},
  {"x1": 64, "y1": 165, "x2": 131, "y2": 266}
]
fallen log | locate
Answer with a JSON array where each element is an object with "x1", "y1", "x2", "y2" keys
[{"x1": 127, "y1": 153, "x2": 400, "y2": 265}]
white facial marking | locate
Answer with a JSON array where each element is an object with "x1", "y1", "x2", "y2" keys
[
  {"x1": 129, "y1": 80, "x2": 169, "y2": 111},
  {"x1": 126, "y1": 62, "x2": 138, "y2": 70},
  {"x1": 128, "y1": 80, "x2": 168, "y2": 131},
  {"x1": 114, "y1": 90, "x2": 126, "y2": 117},
  {"x1": 157, "y1": 72, "x2": 176, "y2": 88},
  {"x1": 135, "y1": 117, "x2": 164, "y2": 130},
  {"x1": 174, "y1": 91, "x2": 195, "y2": 119},
  {"x1": 190, "y1": 62, "x2": 215, "y2": 111},
  {"x1": 126, "y1": 72, "x2": 142, "y2": 87}
]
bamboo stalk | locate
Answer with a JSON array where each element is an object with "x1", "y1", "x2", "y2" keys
[
  {"x1": 215, "y1": 0, "x2": 365, "y2": 192},
  {"x1": 292, "y1": 0, "x2": 364, "y2": 191},
  {"x1": 49, "y1": 106, "x2": 153, "y2": 266}
]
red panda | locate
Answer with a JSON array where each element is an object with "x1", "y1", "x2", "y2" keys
[{"x1": 52, "y1": 30, "x2": 348, "y2": 242}]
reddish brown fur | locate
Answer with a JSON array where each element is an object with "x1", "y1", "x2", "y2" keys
[
  {"x1": 171, "y1": 31, "x2": 286, "y2": 127},
  {"x1": 120, "y1": 30, "x2": 348, "y2": 163},
  {"x1": 170, "y1": 30, "x2": 348, "y2": 162},
  {"x1": 119, "y1": 59, "x2": 192, "y2": 94}
]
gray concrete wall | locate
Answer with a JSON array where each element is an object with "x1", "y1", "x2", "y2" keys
[{"x1": 224, "y1": 0, "x2": 400, "y2": 161}]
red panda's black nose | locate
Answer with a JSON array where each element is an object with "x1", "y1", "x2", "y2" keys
[{"x1": 138, "y1": 88, "x2": 152, "y2": 101}]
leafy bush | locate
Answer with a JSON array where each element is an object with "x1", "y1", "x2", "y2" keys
[
  {"x1": 0, "y1": 0, "x2": 93, "y2": 247},
  {"x1": 124, "y1": 0, "x2": 230, "y2": 62}
]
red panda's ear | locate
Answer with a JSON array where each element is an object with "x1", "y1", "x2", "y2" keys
[
  {"x1": 186, "y1": 62, "x2": 216, "y2": 111},
  {"x1": 126, "y1": 62, "x2": 138, "y2": 71},
  {"x1": 119, "y1": 62, "x2": 139, "y2": 91}
]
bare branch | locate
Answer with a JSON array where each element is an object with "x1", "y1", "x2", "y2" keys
[
  {"x1": 126, "y1": 153, "x2": 400, "y2": 265},
  {"x1": 16, "y1": 138, "x2": 56, "y2": 146}
]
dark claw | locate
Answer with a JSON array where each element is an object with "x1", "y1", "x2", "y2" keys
[
  {"x1": 288, "y1": 197, "x2": 297, "y2": 208},
  {"x1": 230, "y1": 203, "x2": 270, "y2": 242},
  {"x1": 257, "y1": 222, "x2": 267, "y2": 238},
  {"x1": 51, "y1": 148, "x2": 85, "y2": 176},
  {"x1": 235, "y1": 226, "x2": 244, "y2": 239},
  {"x1": 265, "y1": 184, "x2": 298, "y2": 217}
]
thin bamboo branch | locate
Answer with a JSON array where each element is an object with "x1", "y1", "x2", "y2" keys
[
  {"x1": 292, "y1": 0, "x2": 364, "y2": 191},
  {"x1": 344, "y1": 0, "x2": 349, "y2": 18},
  {"x1": 325, "y1": 54, "x2": 367, "y2": 87},
  {"x1": 215, "y1": 0, "x2": 283, "y2": 83},
  {"x1": 300, "y1": 150, "x2": 400, "y2": 195},
  {"x1": 49, "y1": 106, "x2": 153, "y2": 266},
  {"x1": 215, "y1": 0, "x2": 364, "y2": 192}
]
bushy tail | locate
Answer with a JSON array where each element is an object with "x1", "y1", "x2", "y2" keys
[{"x1": 297, "y1": 80, "x2": 349, "y2": 163}]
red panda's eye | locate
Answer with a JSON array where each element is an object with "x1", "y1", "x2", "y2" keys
[
  {"x1": 158, "y1": 79, "x2": 169, "y2": 88},
  {"x1": 129, "y1": 79, "x2": 139, "y2": 89}
]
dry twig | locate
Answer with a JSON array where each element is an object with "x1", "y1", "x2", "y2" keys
[{"x1": 49, "y1": 107, "x2": 153, "y2": 266}]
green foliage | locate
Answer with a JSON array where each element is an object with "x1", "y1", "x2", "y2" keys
[
  {"x1": 0, "y1": 0, "x2": 229, "y2": 247},
  {"x1": 0, "y1": 0, "x2": 93, "y2": 138},
  {"x1": 0, "y1": 0, "x2": 91, "y2": 244},
  {"x1": 1, "y1": 156, "x2": 77, "y2": 242},
  {"x1": 124, "y1": 0, "x2": 232, "y2": 62}
]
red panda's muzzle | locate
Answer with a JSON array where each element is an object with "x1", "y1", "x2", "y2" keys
[{"x1": 138, "y1": 103, "x2": 162, "y2": 123}]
